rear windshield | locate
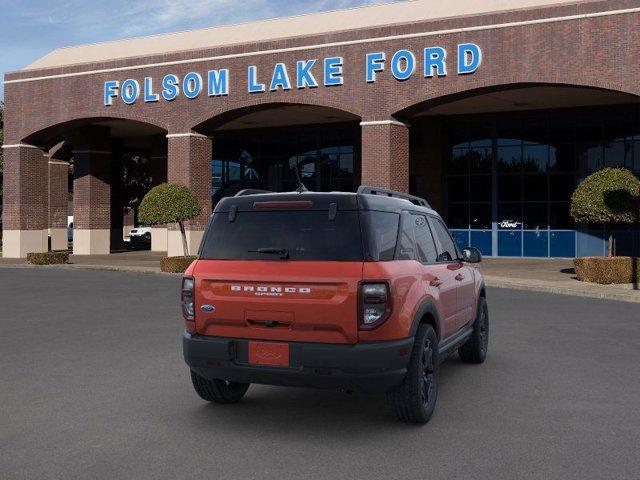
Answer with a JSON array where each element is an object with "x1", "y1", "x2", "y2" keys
[{"x1": 200, "y1": 210, "x2": 364, "y2": 261}]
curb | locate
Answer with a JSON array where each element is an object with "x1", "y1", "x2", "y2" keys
[
  {"x1": 0, "y1": 263, "x2": 179, "y2": 276},
  {"x1": 484, "y1": 275, "x2": 640, "y2": 303}
]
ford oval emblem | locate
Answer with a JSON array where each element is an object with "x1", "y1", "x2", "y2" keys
[{"x1": 200, "y1": 305, "x2": 215, "y2": 313}]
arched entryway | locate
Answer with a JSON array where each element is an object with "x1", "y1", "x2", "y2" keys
[
  {"x1": 3, "y1": 118, "x2": 167, "y2": 257},
  {"x1": 194, "y1": 103, "x2": 361, "y2": 207},
  {"x1": 397, "y1": 84, "x2": 640, "y2": 258}
]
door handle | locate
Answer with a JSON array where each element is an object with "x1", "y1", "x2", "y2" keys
[
  {"x1": 455, "y1": 273, "x2": 465, "y2": 281},
  {"x1": 430, "y1": 277, "x2": 443, "y2": 287}
]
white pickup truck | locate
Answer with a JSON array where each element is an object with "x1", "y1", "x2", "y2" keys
[{"x1": 124, "y1": 226, "x2": 152, "y2": 248}]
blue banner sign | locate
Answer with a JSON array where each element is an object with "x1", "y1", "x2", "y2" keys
[{"x1": 104, "y1": 43, "x2": 481, "y2": 106}]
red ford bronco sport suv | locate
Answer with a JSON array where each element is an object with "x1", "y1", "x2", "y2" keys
[{"x1": 182, "y1": 186, "x2": 488, "y2": 423}]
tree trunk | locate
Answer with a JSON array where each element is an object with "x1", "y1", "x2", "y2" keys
[
  {"x1": 178, "y1": 221, "x2": 189, "y2": 256},
  {"x1": 608, "y1": 233, "x2": 614, "y2": 257}
]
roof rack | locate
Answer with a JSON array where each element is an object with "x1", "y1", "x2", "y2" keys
[
  {"x1": 234, "y1": 189, "x2": 272, "y2": 197},
  {"x1": 357, "y1": 185, "x2": 431, "y2": 208}
]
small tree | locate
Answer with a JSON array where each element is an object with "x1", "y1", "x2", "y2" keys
[
  {"x1": 139, "y1": 183, "x2": 202, "y2": 256},
  {"x1": 570, "y1": 168, "x2": 640, "y2": 256}
]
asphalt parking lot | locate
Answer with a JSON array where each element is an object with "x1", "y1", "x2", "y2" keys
[{"x1": 1, "y1": 268, "x2": 639, "y2": 480}]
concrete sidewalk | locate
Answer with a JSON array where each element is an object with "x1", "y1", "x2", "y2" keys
[
  {"x1": 479, "y1": 258, "x2": 640, "y2": 303},
  {"x1": 1, "y1": 251, "x2": 639, "y2": 303},
  {"x1": 0, "y1": 251, "x2": 166, "y2": 274}
]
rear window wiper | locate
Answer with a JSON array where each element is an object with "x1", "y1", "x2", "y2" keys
[{"x1": 248, "y1": 247, "x2": 290, "y2": 259}]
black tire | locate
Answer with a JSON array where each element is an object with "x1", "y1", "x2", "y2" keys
[
  {"x1": 190, "y1": 370, "x2": 250, "y2": 404},
  {"x1": 387, "y1": 324, "x2": 438, "y2": 424},
  {"x1": 458, "y1": 296, "x2": 489, "y2": 364}
]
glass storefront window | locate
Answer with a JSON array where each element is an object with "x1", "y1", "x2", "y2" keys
[
  {"x1": 523, "y1": 175, "x2": 547, "y2": 202},
  {"x1": 468, "y1": 125, "x2": 492, "y2": 147},
  {"x1": 450, "y1": 148, "x2": 469, "y2": 174},
  {"x1": 470, "y1": 147, "x2": 492, "y2": 174},
  {"x1": 470, "y1": 203, "x2": 492, "y2": 229},
  {"x1": 523, "y1": 122, "x2": 548, "y2": 145},
  {"x1": 447, "y1": 176, "x2": 469, "y2": 203},
  {"x1": 549, "y1": 144, "x2": 575, "y2": 172},
  {"x1": 523, "y1": 203, "x2": 548, "y2": 230},
  {"x1": 496, "y1": 121, "x2": 522, "y2": 144},
  {"x1": 470, "y1": 175, "x2": 492, "y2": 202},
  {"x1": 577, "y1": 142, "x2": 603, "y2": 174},
  {"x1": 549, "y1": 174, "x2": 575, "y2": 201},
  {"x1": 604, "y1": 140, "x2": 632, "y2": 168},
  {"x1": 497, "y1": 202, "x2": 522, "y2": 228},
  {"x1": 444, "y1": 107, "x2": 639, "y2": 257},
  {"x1": 549, "y1": 202, "x2": 573, "y2": 229},
  {"x1": 634, "y1": 142, "x2": 640, "y2": 172},
  {"x1": 497, "y1": 175, "x2": 521, "y2": 202},
  {"x1": 211, "y1": 124, "x2": 358, "y2": 206},
  {"x1": 575, "y1": 120, "x2": 602, "y2": 143},
  {"x1": 448, "y1": 204, "x2": 469, "y2": 229},
  {"x1": 523, "y1": 144, "x2": 548, "y2": 173},
  {"x1": 497, "y1": 145, "x2": 522, "y2": 173}
]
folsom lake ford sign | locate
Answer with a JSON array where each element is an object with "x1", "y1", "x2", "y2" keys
[{"x1": 103, "y1": 43, "x2": 482, "y2": 106}]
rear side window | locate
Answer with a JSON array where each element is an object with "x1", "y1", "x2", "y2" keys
[
  {"x1": 428, "y1": 217, "x2": 459, "y2": 262},
  {"x1": 200, "y1": 210, "x2": 363, "y2": 261},
  {"x1": 413, "y1": 215, "x2": 438, "y2": 263},
  {"x1": 361, "y1": 211, "x2": 399, "y2": 261},
  {"x1": 396, "y1": 215, "x2": 416, "y2": 261}
]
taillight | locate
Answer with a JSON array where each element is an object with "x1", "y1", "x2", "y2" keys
[
  {"x1": 181, "y1": 276, "x2": 195, "y2": 321},
  {"x1": 359, "y1": 282, "x2": 392, "y2": 329}
]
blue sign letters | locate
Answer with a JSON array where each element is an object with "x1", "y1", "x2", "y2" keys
[{"x1": 103, "y1": 43, "x2": 482, "y2": 106}]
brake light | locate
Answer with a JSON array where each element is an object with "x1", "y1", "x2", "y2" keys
[
  {"x1": 253, "y1": 201, "x2": 313, "y2": 209},
  {"x1": 359, "y1": 282, "x2": 392, "y2": 329},
  {"x1": 182, "y1": 276, "x2": 195, "y2": 321}
]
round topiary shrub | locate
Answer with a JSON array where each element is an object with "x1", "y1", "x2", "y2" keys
[
  {"x1": 26, "y1": 251, "x2": 69, "y2": 265},
  {"x1": 571, "y1": 168, "x2": 640, "y2": 225},
  {"x1": 571, "y1": 168, "x2": 640, "y2": 257},
  {"x1": 160, "y1": 256, "x2": 197, "y2": 273},
  {"x1": 139, "y1": 183, "x2": 202, "y2": 257}
]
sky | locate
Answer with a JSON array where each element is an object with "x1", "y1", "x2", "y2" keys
[{"x1": 0, "y1": 0, "x2": 400, "y2": 100}]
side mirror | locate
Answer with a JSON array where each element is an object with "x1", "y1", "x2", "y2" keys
[{"x1": 462, "y1": 247, "x2": 482, "y2": 263}]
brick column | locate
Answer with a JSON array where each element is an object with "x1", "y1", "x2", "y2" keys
[
  {"x1": 110, "y1": 143, "x2": 125, "y2": 251},
  {"x1": 150, "y1": 134, "x2": 168, "y2": 252},
  {"x1": 71, "y1": 127, "x2": 112, "y2": 255},
  {"x1": 166, "y1": 132, "x2": 212, "y2": 257},
  {"x1": 1, "y1": 144, "x2": 49, "y2": 258},
  {"x1": 360, "y1": 120, "x2": 410, "y2": 192},
  {"x1": 48, "y1": 144, "x2": 69, "y2": 251}
]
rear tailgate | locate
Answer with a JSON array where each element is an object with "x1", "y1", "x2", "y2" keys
[{"x1": 193, "y1": 260, "x2": 363, "y2": 344}]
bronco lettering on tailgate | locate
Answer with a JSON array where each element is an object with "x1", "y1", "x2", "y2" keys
[{"x1": 231, "y1": 285, "x2": 311, "y2": 296}]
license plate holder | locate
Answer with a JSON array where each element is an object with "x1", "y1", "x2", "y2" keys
[{"x1": 248, "y1": 341, "x2": 290, "y2": 367}]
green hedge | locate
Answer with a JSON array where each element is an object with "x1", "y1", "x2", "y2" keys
[
  {"x1": 160, "y1": 256, "x2": 196, "y2": 273},
  {"x1": 574, "y1": 256, "x2": 640, "y2": 284},
  {"x1": 26, "y1": 251, "x2": 69, "y2": 265}
]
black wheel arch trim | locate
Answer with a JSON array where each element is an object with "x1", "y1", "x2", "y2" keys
[
  {"x1": 478, "y1": 280, "x2": 486, "y2": 299},
  {"x1": 409, "y1": 300, "x2": 442, "y2": 340}
]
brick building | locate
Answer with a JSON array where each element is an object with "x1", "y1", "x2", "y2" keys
[{"x1": 2, "y1": 0, "x2": 640, "y2": 258}]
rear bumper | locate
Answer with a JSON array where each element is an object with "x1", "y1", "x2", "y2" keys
[{"x1": 183, "y1": 332, "x2": 414, "y2": 394}]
